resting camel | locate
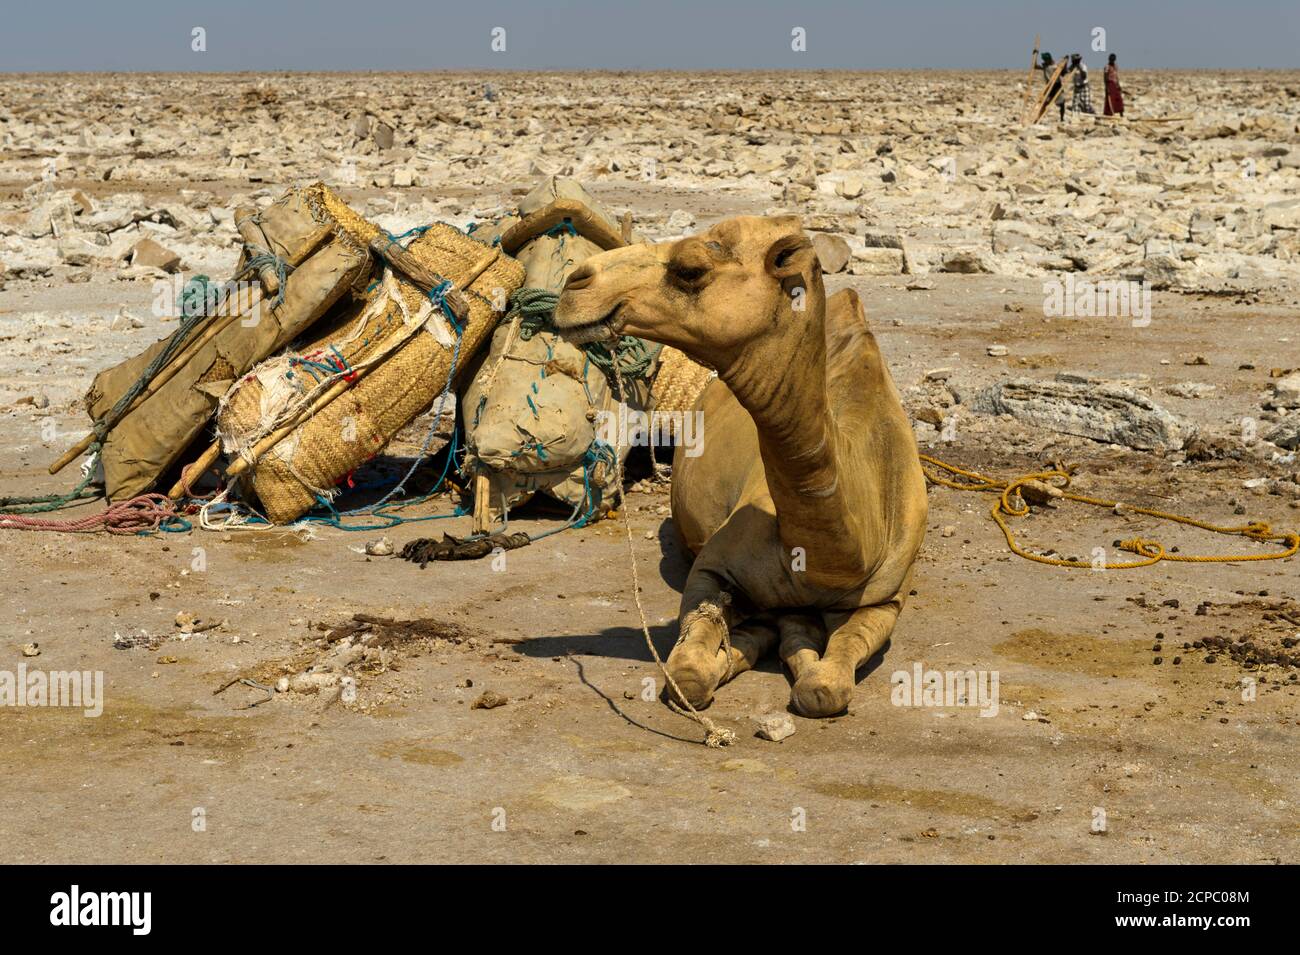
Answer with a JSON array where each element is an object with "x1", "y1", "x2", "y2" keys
[{"x1": 553, "y1": 216, "x2": 927, "y2": 718}]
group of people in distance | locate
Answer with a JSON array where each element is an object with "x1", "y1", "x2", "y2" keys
[{"x1": 1039, "y1": 51, "x2": 1124, "y2": 120}]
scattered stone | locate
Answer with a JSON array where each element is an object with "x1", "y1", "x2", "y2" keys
[
  {"x1": 364, "y1": 536, "x2": 394, "y2": 557},
  {"x1": 811, "y1": 233, "x2": 851, "y2": 274},
  {"x1": 1019, "y1": 479, "x2": 1063, "y2": 506},
  {"x1": 965, "y1": 375, "x2": 1195, "y2": 452},
  {"x1": 128, "y1": 237, "x2": 181, "y2": 273},
  {"x1": 1265, "y1": 423, "x2": 1299, "y2": 450},
  {"x1": 836, "y1": 177, "x2": 864, "y2": 199},
  {"x1": 372, "y1": 121, "x2": 395, "y2": 150},
  {"x1": 21, "y1": 643, "x2": 40, "y2": 658},
  {"x1": 939, "y1": 249, "x2": 994, "y2": 274},
  {"x1": 1164, "y1": 382, "x2": 1215, "y2": 399},
  {"x1": 1269, "y1": 372, "x2": 1300, "y2": 409},
  {"x1": 665, "y1": 209, "x2": 696, "y2": 233},
  {"x1": 754, "y1": 711, "x2": 796, "y2": 742},
  {"x1": 850, "y1": 246, "x2": 904, "y2": 275},
  {"x1": 110, "y1": 308, "x2": 145, "y2": 331},
  {"x1": 471, "y1": 690, "x2": 509, "y2": 709}
]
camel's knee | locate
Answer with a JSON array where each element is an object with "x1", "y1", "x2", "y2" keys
[
  {"x1": 790, "y1": 660, "x2": 853, "y2": 718},
  {"x1": 664, "y1": 641, "x2": 724, "y2": 708}
]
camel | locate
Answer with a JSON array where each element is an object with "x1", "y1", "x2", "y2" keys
[{"x1": 553, "y1": 216, "x2": 927, "y2": 718}]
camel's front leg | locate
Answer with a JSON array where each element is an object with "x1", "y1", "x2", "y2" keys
[
  {"x1": 789, "y1": 600, "x2": 902, "y2": 718},
  {"x1": 664, "y1": 568, "x2": 776, "y2": 708},
  {"x1": 777, "y1": 611, "x2": 826, "y2": 684}
]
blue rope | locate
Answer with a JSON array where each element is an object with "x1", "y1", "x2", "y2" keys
[{"x1": 291, "y1": 299, "x2": 467, "y2": 532}]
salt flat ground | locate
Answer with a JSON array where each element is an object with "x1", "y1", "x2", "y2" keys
[{"x1": 0, "y1": 72, "x2": 1297, "y2": 863}]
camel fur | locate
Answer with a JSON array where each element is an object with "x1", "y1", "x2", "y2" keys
[{"x1": 553, "y1": 216, "x2": 927, "y2": 717}]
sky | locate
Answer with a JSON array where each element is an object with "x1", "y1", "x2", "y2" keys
[{"x1": 0, "y1": 0, "x2": 1296, "y2": 72}]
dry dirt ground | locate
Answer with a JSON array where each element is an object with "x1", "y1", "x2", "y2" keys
[{"x1": 2, "y1": 74, "x2": 1298, "y2": 865}]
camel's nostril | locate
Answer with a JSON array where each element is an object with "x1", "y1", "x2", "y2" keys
[{"x1": 563, "y1": 264, "x2": 597, "y2": 292}]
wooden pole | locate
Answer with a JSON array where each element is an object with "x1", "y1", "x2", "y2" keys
[
  {"x1": 1019, "y1": 35, "x2": 1041, "y2": 124},
  {"x1": 223, "y1": 358, "x2": 383, "y2": 481},
  {"x1": 471, "y1": 471, "x2": 492, "y2": 535},
  {"x1": 1027, "y1": 59, "x2": 1069, "y2": 126},
  {"x1": 49, "y1": 225, "x2": 333, "y2": 475},
  {"x1": 367, "y1": 235, "x2": 471, "y2": 326},
  {"x1": 168, "y1": 439, "x2": 222, "y2": 499},
  {"x1": 498, "y1": 199, "x2": 628, "y2": 255},
  {"x1": 234, "y1": 206, "x2": 283, "y2": 296}
]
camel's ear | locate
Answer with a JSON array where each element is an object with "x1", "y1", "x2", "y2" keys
[{"x1": 764, "y1": 232, "x2": 816, "y2": 281}]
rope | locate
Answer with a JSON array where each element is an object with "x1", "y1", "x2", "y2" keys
[
  {"x1": 919, "y1": 453, "x2": 1300, "y2": 569},
  {"x1": 232, "y1": 212, "x2": 289, "y2": 309},
  {"x1": 2, "y1": 277, "x2": 220, "y2": 517},
  {"x1": 0, "y1": 494, "x2": 189, "y2": 535},
  {"x1": 611, "y1": 355, "x2": 735, "y2": 748},
  {"x1": 0, "y1": 461, "x2": 102, "y2": 514},
  {"x1": 508, "y1": 288, "x2": 659, "y2": 383}
]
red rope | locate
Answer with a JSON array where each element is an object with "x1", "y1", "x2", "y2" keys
[{"x1": 0, "y1": 494, "x2": 182, "y2": 535}]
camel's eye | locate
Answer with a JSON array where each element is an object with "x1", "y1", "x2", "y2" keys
[{"x1": 668, "y1": 260, "x2": 709, "y2": 287}]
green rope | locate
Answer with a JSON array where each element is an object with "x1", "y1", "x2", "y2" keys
[
  {"x1": 508, "y1": 288, "x2": 659, "y2": 383},
  {"x1": 1, "y1": 277, "x2": 219, "y2": 515},
  {"x1": 0, "y1": 465, "x2": 102, "y2": 513}
]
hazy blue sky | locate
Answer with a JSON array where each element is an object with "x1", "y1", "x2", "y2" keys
[{"x1": 1, "y1": 0, "x2": 1296, "y2": 71}]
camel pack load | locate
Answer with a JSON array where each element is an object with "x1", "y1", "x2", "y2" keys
[
  {"x1": 77, "y1": 189, "x2": 368, "y2": 502},
  {"x1": 54, "y1": 177, "x2": 712, "y2": 532},
  {"x1": 461, "y1": 178, "x2": 659, "y2": 533}
]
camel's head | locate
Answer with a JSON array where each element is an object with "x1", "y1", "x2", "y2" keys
[{"x1": 553, "y1": 216, "x2": 824, "y2": 371}]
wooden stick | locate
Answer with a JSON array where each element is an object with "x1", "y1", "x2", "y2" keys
[
  {"x1": 50, "y1": 226, "x2": 334, "y2": 475},
  {"x1": 471, "y1": 471, "x2": 492, "y2": 535},
  {"x1": 224, "y1": 359, "x2": 383, "y2": 481},
  {"x1": 234, "y1": 206, "x2": 282, "y2": 296},
  {"x1": 367, "y1": 235, "x2": 471, "y2": 325},
  {"x1": 498, "y1": 199, "x2": 628, "y2": 255},
  {"x1": 1019, "y1": 35, "x2": 1041, "y2": 123},
  {"x1": 1027, "y1": 59, "x2": 1069, "y2": 126},
  {"x1": 49, "y1": 283, "x2": 264, "y2": 475},
  {"x1": 459, "y1": 247, "x2": 500, "y2": 292},
  {"x1": 168, "y1": 439, "x2": 222, "y2": 499}
]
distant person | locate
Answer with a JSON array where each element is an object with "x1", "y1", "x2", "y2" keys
[
  {"x1": 1070, "y1": 53, "x2": 1094, "y2": 115},
  {"x1": 1103, "y1": 53, "x2": 1124, "y2": 116},
  {"x1": 1040, "y1": 52, "x2": 1067, "y2": 122}
]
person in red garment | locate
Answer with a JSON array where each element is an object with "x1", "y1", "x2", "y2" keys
[{"x1": 1104, "y1": 53, "x2": 1125, "y2": 116}]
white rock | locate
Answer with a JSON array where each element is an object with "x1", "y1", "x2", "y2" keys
[{"x1": 754, "y1": 712, "x2": 796, "y2": 742}]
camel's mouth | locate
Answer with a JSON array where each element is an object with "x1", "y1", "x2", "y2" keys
[{"x1": 556, "y1": 303, "x2": 624, "y2": 345}]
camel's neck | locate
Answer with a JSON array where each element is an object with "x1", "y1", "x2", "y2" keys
[{"x1": 718, "y1": 304, "x2": 864, "y2": 584}]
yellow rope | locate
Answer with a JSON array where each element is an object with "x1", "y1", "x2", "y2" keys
[{"x1": 919, "y1": 453, "x2": 1300, "y2": 570}]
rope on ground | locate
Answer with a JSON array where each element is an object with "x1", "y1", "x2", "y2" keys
[
  {"x1": 611, "y1": 356, "x2": 735, "y2": 748},
  {"x1": 2, "y1": 278, "x2": 220, "y2": 518},
  {"x1": 0, "y1": 493, "x2": 189, "y2": 535},
  {"x1": 919, "y1": 453, "x2": 1300, "y2": 569}
]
